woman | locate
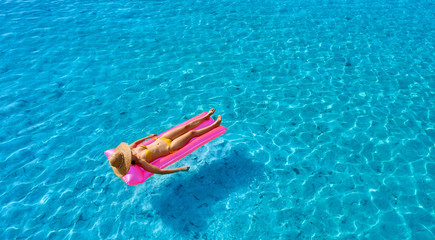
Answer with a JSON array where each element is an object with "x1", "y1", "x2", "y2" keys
[{"x1": 109, "y1": 109, "x2": 222, "y2": 177}]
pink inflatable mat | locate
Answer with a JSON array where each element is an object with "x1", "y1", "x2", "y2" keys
[{"x1": 105, "y1": 112, "x2": 227, "y2": 185}]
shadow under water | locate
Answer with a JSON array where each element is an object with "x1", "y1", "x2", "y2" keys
[{"x1": 151, "y1": 148, "x2": 264, "y2": 234}]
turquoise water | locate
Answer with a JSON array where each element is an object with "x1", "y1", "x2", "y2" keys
[{"x1": 1, "y1": 0, "x2": 434, "y2": 238}]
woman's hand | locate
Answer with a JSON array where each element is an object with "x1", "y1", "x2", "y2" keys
[{"x1": 180, "y1": 166, "x2": 190, "y2": 171}]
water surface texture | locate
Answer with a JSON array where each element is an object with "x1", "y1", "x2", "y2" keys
[{"x1": 1, "y1": 0, "x2": 434, "y2": 239}]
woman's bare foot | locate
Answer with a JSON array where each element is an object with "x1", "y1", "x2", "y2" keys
[
  {"x1": 214, "y1": 115, "x2": 222, "y2": 127},
  {"x1": 205, "y1": 108, "x2": 215, "y2": 119}
]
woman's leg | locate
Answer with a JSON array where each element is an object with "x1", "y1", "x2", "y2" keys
[
  {"x1": 160, "y1": 109, "x2": 215, "y2": 140},
  {"x1": 169, "y1": 115, "x2": 222, "y2": 152}
]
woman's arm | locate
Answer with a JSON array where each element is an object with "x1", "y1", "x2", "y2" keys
[
  {"x1": 135, "y1": 158, "x2": 188, "y2": 175},
  {"x1": 129, "y1": 134, "x2": 157, "y2": 148}
]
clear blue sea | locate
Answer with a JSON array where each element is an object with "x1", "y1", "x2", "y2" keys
[{"x1": 1, "y1": 0, "x2": 434, "y2": 239}]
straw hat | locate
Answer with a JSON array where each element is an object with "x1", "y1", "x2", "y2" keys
[{"x1": 108, "y1": 142, "x2": 132, "y2": 177}]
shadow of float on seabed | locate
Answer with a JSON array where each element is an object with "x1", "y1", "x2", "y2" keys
[{"x1": 151, "y1": 148, "x2": 264, "y2": 234}]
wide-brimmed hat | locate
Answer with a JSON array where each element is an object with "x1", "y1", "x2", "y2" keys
[{"x1": 108, "y1": 142, "x2": 132, "y2": 177}]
